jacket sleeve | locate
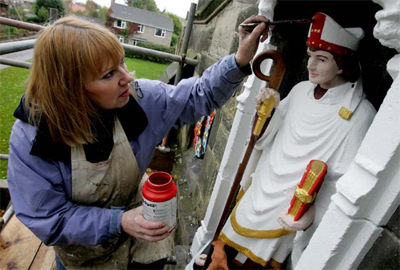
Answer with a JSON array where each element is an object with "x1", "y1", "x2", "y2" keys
[
  {"x1": 7, "y1": 120, "x2": 123, "y2": 246},
  {"x1": 173, "y1": 53, "x2": 251, "y2": 128},
  {"x1": 137, "y1": 54, "x2": 251, "y2": 142}
]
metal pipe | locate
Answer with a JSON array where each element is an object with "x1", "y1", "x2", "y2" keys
[
  {"x1": 0, "y1": 39, "x2": 36, "y2": 55},
  {"x1": 0, "y1": 40, "x2": 198, "y2": 66},
  {"x1": 0, "y1": 58, "x2": 31, "y2": 69},
  {"x1": 0, "y1": 180, "x2": 8, "y2": 189},
  {"x1": 0, "y1": 17, "x2": 44, "y2": 32},
  {"x1": 3, "y1": 205, "x2": 14, "y2": 225},
  {"x1": 174, "y1": 2, "x2": 197, "y2": 85},
  {"x1": 0, "y1": 18, "x2": 198, "y2": 66},
  {"x1": 181, "y1": 3, "x2": 196, "y2": 60},
  {"x1": 122, "y1": 44, "x2": 198, "y2": 66}
]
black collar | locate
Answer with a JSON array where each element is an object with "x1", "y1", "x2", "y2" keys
[{"x1": 15, "y1": 96, "x2": 148, "y2": 163}]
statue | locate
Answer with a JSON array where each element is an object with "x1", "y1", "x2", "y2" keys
[{"x1": 207, "y1": 12, "x2": 377, "y2": 270}]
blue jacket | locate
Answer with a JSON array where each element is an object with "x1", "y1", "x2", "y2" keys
[{"x1": 7, "y1": 54, "x2": 251, "y2": 246}]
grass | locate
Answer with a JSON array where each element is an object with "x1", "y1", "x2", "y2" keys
[{"x1": 0, "y1": 57, "x2": 170, "y2": 180}]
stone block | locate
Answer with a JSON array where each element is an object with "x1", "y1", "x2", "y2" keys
[
  {"x1": 174, "y1": 245, "x2": 191, "y2": 270},
  {"x1": 196, "y1": 52, "x2": 218, "y2": 75},
  {"x1": 358, "y1": 229, "x2": 400, "y2": 270},
  {"x1": 387, "y1": 205, "x2": 400, "y2": 237},
  {"x1": 212, "y1": 124, "x2": 229, "y2": 165},
  {"x1": 198, "y1": 149, "x2": 219, "y2": 199}
]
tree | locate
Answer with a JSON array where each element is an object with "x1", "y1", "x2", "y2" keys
[
  {"x1": 86, "y1": 0, "x2": 99, "y2": 17},
  {"x1": 126, "y1": 0, "x2": 159, "y2": 13},
  {"x1": 164, "y1": 12, "x2": 183, "y2": 47},
  {"x1": 165, "y1": 12, "x2": 183, "y2": 38},
  {"x1": 37, "y1": 6, "x2": 49, "y2": 22},
  {"x1": 35, "y1": 0, "x2": 65, "y2": 22},
  {"x1": 97, "y1": 6, "x2": 108, "y2": 21}
]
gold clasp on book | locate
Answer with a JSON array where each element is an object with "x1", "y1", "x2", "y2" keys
[{"x1": 294, "y1": 186, "x2": 316, "y2": 204}]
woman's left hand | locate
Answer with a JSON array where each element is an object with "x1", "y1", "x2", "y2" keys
[
  {"x1": 121, "y1": 206, "x2": 172, "y2": 242},
  {"x1": 277, "y1": 204, "x2": 316, "y2": 231}
]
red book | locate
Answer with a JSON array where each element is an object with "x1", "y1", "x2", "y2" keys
[{"x1": 288, "y1": 160, "x2": 328, "y2": 221}]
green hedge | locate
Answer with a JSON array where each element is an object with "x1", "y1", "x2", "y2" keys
[{"x1": 125, "y1": 41, "x2": 175, "y2": 64}]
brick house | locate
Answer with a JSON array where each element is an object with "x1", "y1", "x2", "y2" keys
[{"x1": 107, "y1": 2, "x2": 173, "y2": 47}]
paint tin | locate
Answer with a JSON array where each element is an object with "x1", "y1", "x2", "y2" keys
[{"x1": 142, "y1": 171, "x2": 177, "y2": 229}]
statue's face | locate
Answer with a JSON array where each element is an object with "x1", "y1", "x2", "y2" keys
[
  {"x1": 306, "y1": 48, "x2": 343, "y2": 89},
  {"x1": 372, "y1": 0, "x2": 400, "y2": 51}
]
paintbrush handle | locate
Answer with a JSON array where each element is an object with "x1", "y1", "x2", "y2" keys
[{"x1": 240, "y1": 19, "x2": 312, "y2": 27}]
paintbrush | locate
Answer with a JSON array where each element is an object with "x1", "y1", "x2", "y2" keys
[{"x1": 240, "y1": 19, "x2": 312, "y2": 28}]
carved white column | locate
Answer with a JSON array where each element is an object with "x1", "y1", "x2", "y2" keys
[
  {"x1": 295, "y1": 0, "x2": 400, "y2": 269},
  {"x1": 189, "y1": 0, "x2": 278, "y2": 258}
]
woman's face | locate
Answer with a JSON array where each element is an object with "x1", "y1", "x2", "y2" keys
[
  {"x1": 85, "y1": 57, "x2": 133, "y2": 110},
  {"x1": 307, "y1": 48, "x2": 343, "y2": 89}
]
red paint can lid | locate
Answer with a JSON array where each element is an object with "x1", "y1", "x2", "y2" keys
[{"x1": 142, "y1": 171, "x2": 177, "y2": 202}]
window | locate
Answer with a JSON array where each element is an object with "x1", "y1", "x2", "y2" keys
[
  {"x1": 138, "y1": 24, "x2": 145, "y2": 33},
  {"x1": 154, "y1": 28, "x2": 166, "y2": 38},
  {"x1": 118, "y1": 35, "x2": 124, "y2": 43},
  {"x1": 114, "y1": 19, "x2": 126, "y2": 29},
  {"x1": 131, "y1": 39, "x2": 138, "y2": 46}
]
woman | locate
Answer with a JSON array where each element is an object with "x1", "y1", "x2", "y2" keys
[
  {"x1": 7, "y1": 15, "x2": 269, "y2": 269},
  {"x1": 208, "y1": 12, "x2": 376, "y2": 270}
]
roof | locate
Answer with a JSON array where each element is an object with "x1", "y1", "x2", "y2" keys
[
  {"x1": 110, "y1": 3, "x2": 173, "y2": 32},
  {"x1": 75, "y1": 15, "x2": 105, "y2": 26}
]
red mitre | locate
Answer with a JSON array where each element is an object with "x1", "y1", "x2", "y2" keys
[{"x1": 306, "y1": 12, "x2": 364, "y2": 56}]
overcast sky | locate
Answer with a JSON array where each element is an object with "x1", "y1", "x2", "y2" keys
[{"x1": 75, "y1": 0, "x2": 199, "y2": 18}]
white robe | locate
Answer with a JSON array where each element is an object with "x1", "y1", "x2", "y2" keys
[{"x1": 221, "y1": 81, "x2": 376, "y2": 265}]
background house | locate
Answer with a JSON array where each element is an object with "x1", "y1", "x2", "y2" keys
[
  {"x1": 68, "y1": 3, "x2": 86, "y2": 14},
  {"x1": 107, "y1": 2, "x2": 173, "y2": 47}
]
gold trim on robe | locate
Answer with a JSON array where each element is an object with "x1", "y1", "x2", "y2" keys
[{"x1": 230, "y1": 204, "x2": 295, "y2": 239}]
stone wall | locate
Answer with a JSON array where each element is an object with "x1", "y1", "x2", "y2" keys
[
  {"x1": 358, "y1": 205, "x2": 400, "y2": 269},
  {"x1": 175, "y1": 1, "x2": 259, "y2": 246}
]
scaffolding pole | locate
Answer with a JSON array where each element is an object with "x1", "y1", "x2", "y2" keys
[{"x1": 0, "y1": 17, "x2": 198, "y2": 67}]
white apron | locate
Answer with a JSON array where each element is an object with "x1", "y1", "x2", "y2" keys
[{"x1": 54, "y1": 117, "x2": 173, "y2": 269}]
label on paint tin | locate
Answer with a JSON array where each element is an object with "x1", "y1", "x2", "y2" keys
[{"x1": 142, "y1": 196, "x2": 177, "y2": 229}]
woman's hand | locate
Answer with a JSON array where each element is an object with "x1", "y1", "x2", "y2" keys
[
  {"x1": 277, "y1": 205, "x2": 316, "y2": 231},
  {"x1": 235, "y1": 15, "x2": 270, "y2": 68},
  {"x1": 121, "y1": 206, "x2": 171, "y2": 242},
  {"x1": 255, "y1": 88, "x2": 280, "y2": 110}
]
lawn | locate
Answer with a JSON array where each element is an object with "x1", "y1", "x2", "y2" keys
[{"x1": 0, "y1": 57, "x2": 170, "y2": 180}]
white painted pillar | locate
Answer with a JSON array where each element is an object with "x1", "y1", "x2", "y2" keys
[
  {"x1": 295, "y1": 0, "x2": 400, "y2": 269},
  {"x1": 189, "y1": 0, "x2": 278, "y2": 257}
]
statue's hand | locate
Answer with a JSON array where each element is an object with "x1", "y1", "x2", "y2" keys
[
  {"x1": 255, "y1": 88, "x2": 280, "y2": 110},
  {"x1": 277, "y1": 204, "x2": 316, "y2": 231},
  {"x1": 207, "y1": 239, "x2": 229, "y2": 270}
]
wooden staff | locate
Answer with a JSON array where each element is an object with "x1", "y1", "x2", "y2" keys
[{"x1": 203, "y1": 49, "x2": 286, "y2": 269}]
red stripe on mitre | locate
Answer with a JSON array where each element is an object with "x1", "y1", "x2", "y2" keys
[{"x1": 306, "y1": 13, "x2": 353, "y2": 56}]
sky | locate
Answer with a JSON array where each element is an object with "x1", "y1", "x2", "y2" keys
[{"x1": 75, "y1": 0, "x2": 199, "y2": 18}]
